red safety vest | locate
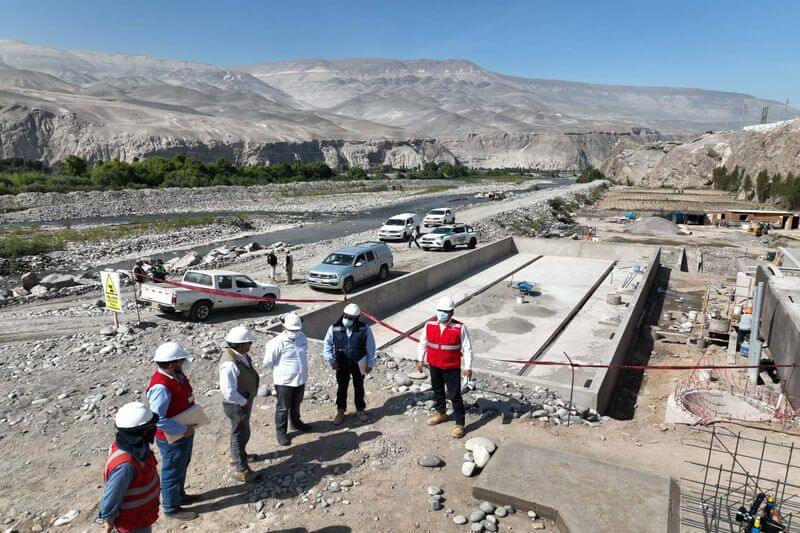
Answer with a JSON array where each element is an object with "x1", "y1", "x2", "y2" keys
[
  {"x1": 103, "y1": 442, "x2": 160, "y2": 532},
  {"x1": 424, "y1": 319, "x2": 463, "y2": 370},
  {"x1": 147, "y1": 370, "x2": 194, "y2": 441}
]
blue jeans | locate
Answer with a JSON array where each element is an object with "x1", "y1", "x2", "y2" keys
[{"x1": 156, "y1": 435, "x2": 194, "y2": 513}]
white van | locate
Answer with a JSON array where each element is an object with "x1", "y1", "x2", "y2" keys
[{"x1": 378, "y1": 213, "x2": 421, "y2": 242}]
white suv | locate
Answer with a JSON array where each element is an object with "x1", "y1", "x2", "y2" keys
[
  {"x1": 423, "y1": 208, "x2": 455, "y2": 228},
  {"x1": 378, "y1": 213, "x2": 420, "y2": 242}
]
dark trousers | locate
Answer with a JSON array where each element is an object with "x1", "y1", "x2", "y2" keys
[
  {"x1": 336, "y1": 360, "x2": 366, "y2": 411},
  {"x1": 430, "y1": 365, "x2": 465, "y2": 426},
  {"x1": 156, "y1": 434, "x2": 194, "y2": 514},
  {"x1": 222, "y1": 401, "x2": 253, "y2": 473},
  {"x1": 275, "y1": 384, "x2": 305, "y2": 436}
]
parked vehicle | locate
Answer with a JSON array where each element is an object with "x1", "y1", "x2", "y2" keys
[
  {"x1": 138, "y1": 269, "x2": 280, "y2": 321},
  {"x1": 422, "y1": 207, "x2": 455, "y2": 228},
  {"x1": 307, "y1": 241, "x2": 393, "y2": 293},
  {"x1": 419, "y1": 223, "x2": 480, "y2": 251},
  {"x1": 378, "y1": 213, "x2": 421, "y2": 241}
]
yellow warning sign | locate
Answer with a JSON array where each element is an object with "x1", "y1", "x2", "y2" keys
[{"x1": 101, "y1": 271, "x2": 123, "y2": 313}]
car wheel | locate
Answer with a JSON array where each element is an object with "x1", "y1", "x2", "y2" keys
[
  {"x1": 378, "y1": 264, "x2": 389, "y2": 281},
  {"x1": 342, "y1": 277, "x2": 355, "y2": 294},
  {"x1": 468, "y1": 238, "x2": 477, "y2": 249},
  {"x1": 444, "y1": 240, "x2": 454, "y2": 251},
  {"x1": 190, "y1": 300, "x2": 213, "y2": 322},
  {"x1": 257, "y1": 294, "x2": 276, "y2": 312}
]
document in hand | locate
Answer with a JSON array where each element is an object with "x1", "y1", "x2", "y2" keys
[
  {"x1": 358, "y1": 356, "x2": 369, "y2": 376},
  {"x1": 163, "y1": 404, "x2": 210, "y2": 444}
]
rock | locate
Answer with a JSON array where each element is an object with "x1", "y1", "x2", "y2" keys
[
  {"x1": 465, "y1": 437, "x2": 496, "y2": 454},
  {"x1": 481, "y1": 519, "x2": 498, "y2": 532},
  {"x1": 255, "y1": 501, "x2": 265, "y2": 512},
  {"x1": 341, "y1": 479, "x2": 354, "y2": 487},
  {"x1": 393, "y1": 373, "x2": 413, "y2": 387},
  {"x1": 527, "y1": 511, "x2": 538, "y2": 518},
  {"x1": 470, "y1": 522, "x2": 484, "y2": 532},
  {"x1": 461, "y1": 461, "x2": 477, "y2": 477},
  {"x1": 115, "y1": 388, "x2": 128, "y2": 396},
  {"x1": 427, "y1": 486, "x2": 443, "y2": 495},
  {"x1": 257, "y1": 384, "x2": 271, "y2": 397},
  {"x1": 174, "y1": 251, "x2": 202, "y2": 270},
  {"x1": 39, "y1": 273, "x2": 79, "y2": 290},
  {"x1": 11, "y1": 287, "x2": 29, "y2": 297},
  {"x1": 479, "y1": 501, "x2": 496, "y2": 514},
  {"x1": 531, "y1": 521, "x2": 545, "y2": 530},
  {"x1": 473, "y1": 446, "x2": 491, "y2": 468},
  {"x1": 31, "y1": 525, "x2": 43, "y2": 532},
  {"x1": 504, "y1": 505, "x2": 515, "y2": 515},
  {"x1": 99, "y1": 326, "x2": 117, "y2": 336},
  {"x1": 408, "y1": 371, "x2": 427, "y2": 380},
  {"x1": 20, "y1": 271, "x2": 39, "y2": 290},
  {"x1": 244, "y1": 242, "x2": 262, "y2": 252},
  {"x1": 429, "y1": 498, "x2": 443, "y2": 511},
  {"x1": 453, "y1": 515, "x2": 468, "y2": 525},
  {"x1": 469, "y1": 510, "x2": 486, "y2": 523},
  {"x1": 417, "y1": 455, "x2": 444, "y2": 468},
  {"x1": 31, "y1": 398, "x2": 49, "y2": 406},
  {"x1": 53, "y1": 510, "x2": 79, "y2": 526},
  {"x1": 95, "y1": 299, "x2": 106, "y2": 308},
  {"x1": 329, "y1": 482, "x2": 340, "y2": 492},
  {"x1": 495, "y1": 506, "x2": 508, "y2": 518},
  {"x1": 29, "y1": 285, "x2": 49, "y2": 296}
]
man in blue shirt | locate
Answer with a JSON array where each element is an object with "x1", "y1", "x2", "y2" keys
[{"x1": 323, "y1": 303, "x2": 377, "y2": 425}]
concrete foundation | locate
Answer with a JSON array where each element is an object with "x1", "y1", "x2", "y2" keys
[{"x1": 473, "y1": 442, "x2": 681, "y2": 533}]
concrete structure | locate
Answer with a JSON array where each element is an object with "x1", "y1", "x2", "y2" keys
[
  {"x1": 755, "y1": 264, "x2": 800, "y2": 404},
  {"x1": 289, "y1": 237, "x2": 660, "y2": 412},
  {"x1": 708, "y1": 209, "x2": 799, "y2": 229},
  {"x1": 473, "y1": 442, "x2": 680, "y2": 532}
]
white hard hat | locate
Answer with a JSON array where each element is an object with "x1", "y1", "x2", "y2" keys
[
  {"x1": 226, "y1": 325, "x2": 256, "y2": 344},
  {"x1": 282, "y1": 313, "x2": 303, "y2": 331},
  {"x1": 115, "y1": 402, "x2": 156, "y2": 429},
  {"x1": 343, "y1": 303, "x2": 361, "y2": 317},
  {"x1": 154, "y1": 341, "x2": 190, "y2": 362},
  {"x1": 436, "y1": 296, "x2": 456, "y2": 312}
]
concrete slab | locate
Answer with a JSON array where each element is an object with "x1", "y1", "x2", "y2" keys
[{"x1": 473, "y1": 442, "x2": 680, "y2": 533}]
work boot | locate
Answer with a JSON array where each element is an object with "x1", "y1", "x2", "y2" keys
[
  {"x1": 451, "y1": 425, "x2": 465, "y2": 439},
  {"x1": 291, "y1": 420, "x2": 312, "y2": 432},
  {"x1": 180, "y1": 493, "x2": 203, "y2": 505},
  {"x1": 333, "y1": 409, "x2": 345, "y2": 425},
  {"x1": 356, "y1": 411, "x2": 369, "y2": 423},
  {"x1": 232, "y1": 469, "x2": 262, "y2": 483},
  {"x1": 427, "y1": 412, "x2": 447, "y2": 426},
  {"x1": 229, "y1": 454, "x2": 259, "y2": 466},
  {"x1": 276, "y1": 433, "x2": 291, "y2": 446},
  {"x1": 165, "y1": 508, "x2": 199, "y2": 521}
]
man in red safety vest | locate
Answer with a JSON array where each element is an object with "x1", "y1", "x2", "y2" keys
[
  {"x1": 417, "y1": 296, "x2": 474, "y2": 439},
  {"x1": 99, "y1": 402, "x2": 160, "y2": 533}
]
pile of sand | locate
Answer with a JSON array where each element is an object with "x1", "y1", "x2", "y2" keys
[{"x1": 626, "y1": 216, "x2": 681, "y2": 236}]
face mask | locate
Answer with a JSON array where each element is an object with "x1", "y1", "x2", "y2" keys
[
  {"x1": 286, "y1": 331, "x2": 297, "y2": 340},
  {"x1": 143, "y1": 426, "x2": 157, "y2": 444},
  {"x1": 176, "y1": 360, "x2": 189, "y2": 374},
  {"x1": 437, "y1": 311, "x2": 451, "y2": 323},
  {"x1": 342, "y1": 318, "x2": 354, "y2": 328}
]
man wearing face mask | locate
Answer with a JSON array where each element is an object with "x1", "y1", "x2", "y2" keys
[
  {"x1": 323, "y1": 303, "x2": 377, "y2": 425},
  {"x1": 99, "y1": 402, "x2": 160, "y2": 533},
  {"x1": 263, "y1": 313, "x2": 310, "y2": 446},
  {"x1": 146, "y1": 342, "x2": 199, "y2": 521},
  {"x1": 219, "y1": 326, "x2": 262, "y2": 483},
  {"x1": 416, "y1": 296, "x2": 473, "y2": 439}
]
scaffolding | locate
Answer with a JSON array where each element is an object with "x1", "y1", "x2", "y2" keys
[{"x1": 682, "y1": 426, "x2": 799, "y2": 532}]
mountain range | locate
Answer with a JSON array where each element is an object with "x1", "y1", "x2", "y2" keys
[{"x1": 0, "y1": 40, "x2": 797, "y2": 169}]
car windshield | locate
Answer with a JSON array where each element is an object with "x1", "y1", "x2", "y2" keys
[
  {"x1": 429, "y1": 210, "x2": 446, "y2": 215},
  {"x1": 432, "y1": 227, "x2": 452, "y2": 234},
  {"x1": 385, "y1": 219, "x2": 405, "y2": 226},
  {"x1": 323, "y1": 253, "x2": 354, "y2": 265}
]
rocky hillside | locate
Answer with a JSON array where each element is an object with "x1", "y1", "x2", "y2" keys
[
  {"x1": 600, "y1": 119, "x2": 800, "y2": 188},
  {"x1": 0, "y1": 40, "x2": 797, "y2": 169}
]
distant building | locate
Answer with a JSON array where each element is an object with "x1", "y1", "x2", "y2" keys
[{"x1": 707, "y1": 209, "x2": 799, "y2": 229}]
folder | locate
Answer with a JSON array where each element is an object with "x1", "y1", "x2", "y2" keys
[
  {"x1": 163, "y1": 405, "x2": 209, "y2": 443},
  {"x1": 358, "y1": 356, "x2": 370, "y2": 376}
]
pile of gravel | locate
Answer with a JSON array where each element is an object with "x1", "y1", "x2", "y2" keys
[{"x1": 626, "y1": 216, "x2": 681, "y2": 236}]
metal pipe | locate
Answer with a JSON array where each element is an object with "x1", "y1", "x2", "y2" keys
[{"x1": 748, "y1": 281, "x2": 765, "y2": 383}]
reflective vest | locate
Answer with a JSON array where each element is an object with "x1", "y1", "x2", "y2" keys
[
  {"x1": 424, "y1": 319, "x2": 463, "y2": 370},
  {"x1": 147, "y1": 371, "x2": 195, "y2": 441},
  {"x1": 331, "y1": 319, "x2": 369, "y2": 363},
  {"x1": 104, "y1": 442, "x2": 159, "y2": 532}
]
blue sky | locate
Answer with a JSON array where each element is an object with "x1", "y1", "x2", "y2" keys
[{"x1": 1, "y1": 0, "x2": 798, "y2": 104}]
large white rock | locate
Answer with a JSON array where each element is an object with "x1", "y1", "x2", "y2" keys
[
  {"x1": 174, "y1": 251, "x2": 202, "y2": 270},
  {"x1": 473, "y1": 445, "x2": 491, "y2": 468},
  {"x1": 30, "y1": 285, "x2": 49, "y2": 296},
  {"x1": 461, "y1": 461, "x2": 477, "y2": 477},
  {"x1": 39, "y1": 273, "x2": 80, "y2": 289},
  {"x1": 465, "y1": 436, "x2": 496, "y2": 454}
]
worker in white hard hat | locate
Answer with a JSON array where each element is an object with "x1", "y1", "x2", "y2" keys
[
  {"x1": 218, "y1": 325, "x2": 262, "y2": 483},
  {"x1": 99, "y1": 402, "x2": 160, "y2": 533},
  {"x1": 145, "y1": 342, "x2": 199, "y2": 521},
  {"x1": 416, "y1": 296, "x2": 474, "y2": 439},
  {"x1": 263, "y1": 313, "x2": 310, "y2": 446},
  {"x1": 323, "y1": 302, "x2": 377, "y2": 425}
]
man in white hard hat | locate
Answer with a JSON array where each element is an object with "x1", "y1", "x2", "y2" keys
[
  {"x1": 264, "y1": 313, "x2": 310, "y2": 446},
  {"x1": 417, "y1": 296, "x2": 473, "y2": 439},
  {"x1": 146, "y1": 342, "x2": 199, "y2": 521},
  {"x1": 323, "y1": 302, "x2": 377, "y2": 425},
  {"x1": 99, "y1": 402, "x2": 160, "y2": 533},
  {"x1": 219, "y1": 325, "x2": 262, "y2": 482}
]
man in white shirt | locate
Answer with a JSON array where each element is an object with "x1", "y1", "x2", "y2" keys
[
  {"x1": 218, "y1": 326, "x2": 261, "y2": 483},
  {"x1": 416, "y1": 296, "x2": 473, "y2": 439},
  {"x1": 263, "y1": 313, "x2": 310, "y2": 446}
]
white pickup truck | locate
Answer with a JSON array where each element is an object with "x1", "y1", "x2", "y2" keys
[
  {"x1": 422, "y1": 207, "x2": 456, "y2": 228},
  {"x1": 138, "y1": 269, "x2": 280, "y2": 321},
  {"x1": 419, "y1": 223, "x2": 480, "y2": 251}
]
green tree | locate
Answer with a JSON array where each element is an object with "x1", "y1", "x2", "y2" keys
[
  {"x1": 63, "y1": 155, "x2": 87, "y2": 177},
  {"x1": 755, "y1": 170, "x2": 770, "y2": 203},
  {"x1": 770, "y1": 173, "x2": 784, "y2": 204},
  {"x1": 577, "y1": 168, "x2": 605, "y2": 183},
  {"x1": 347, "y1": 166, "x2": 368, "y2": 180},
  {"x1": 742, "y1": 173, "x2": 753, "y2": 193}
]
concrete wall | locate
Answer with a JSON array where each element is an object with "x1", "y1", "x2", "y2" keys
[
  {"x1": 512, "y1": 238, "x2": 658, "y2": 264},
  {"x1": 756, "y1": 266, "x2": 800, "y2": 403},
  {"x1": 285, "y1": 237, "x2": 518, "y2": 339}
]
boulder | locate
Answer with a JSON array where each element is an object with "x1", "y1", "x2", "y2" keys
[
  {"x1": 30, "y1": 285, "x2": 49, "y2": 296},
  {"x1": 174, "y1": 251, "x2": 202, "y2": 270},
  {"x1": 465, "y1": 437, "x2": 497, "y2": 454},
  {"x1": 473, "y1": 446, "x2": 491, "y2": 468},
  {"x1": 11, "y1": 286, "x2": 29, "y2": 297},
  {"x1": 39, "y1": 273, "x2": 80, "y2": 289},
  {"x1": 243, "y1": 242, "x2": 262, "y2": 252},
  {"x1": 21, "y1": 271, "x2": 40, "y2": 290}
]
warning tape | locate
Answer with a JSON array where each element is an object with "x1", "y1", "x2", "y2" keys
[{"x1": 131, "y1": 271, "x2": 799, "y2": 373}]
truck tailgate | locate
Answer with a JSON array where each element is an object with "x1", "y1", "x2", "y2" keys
[{"x1": 139, "y1": 283, "x2": 175, "y2": 306}]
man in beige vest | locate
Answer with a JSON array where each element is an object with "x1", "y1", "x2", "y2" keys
[{"x1": 218, "y1": 326, "x2": 261, "y2": 483}]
